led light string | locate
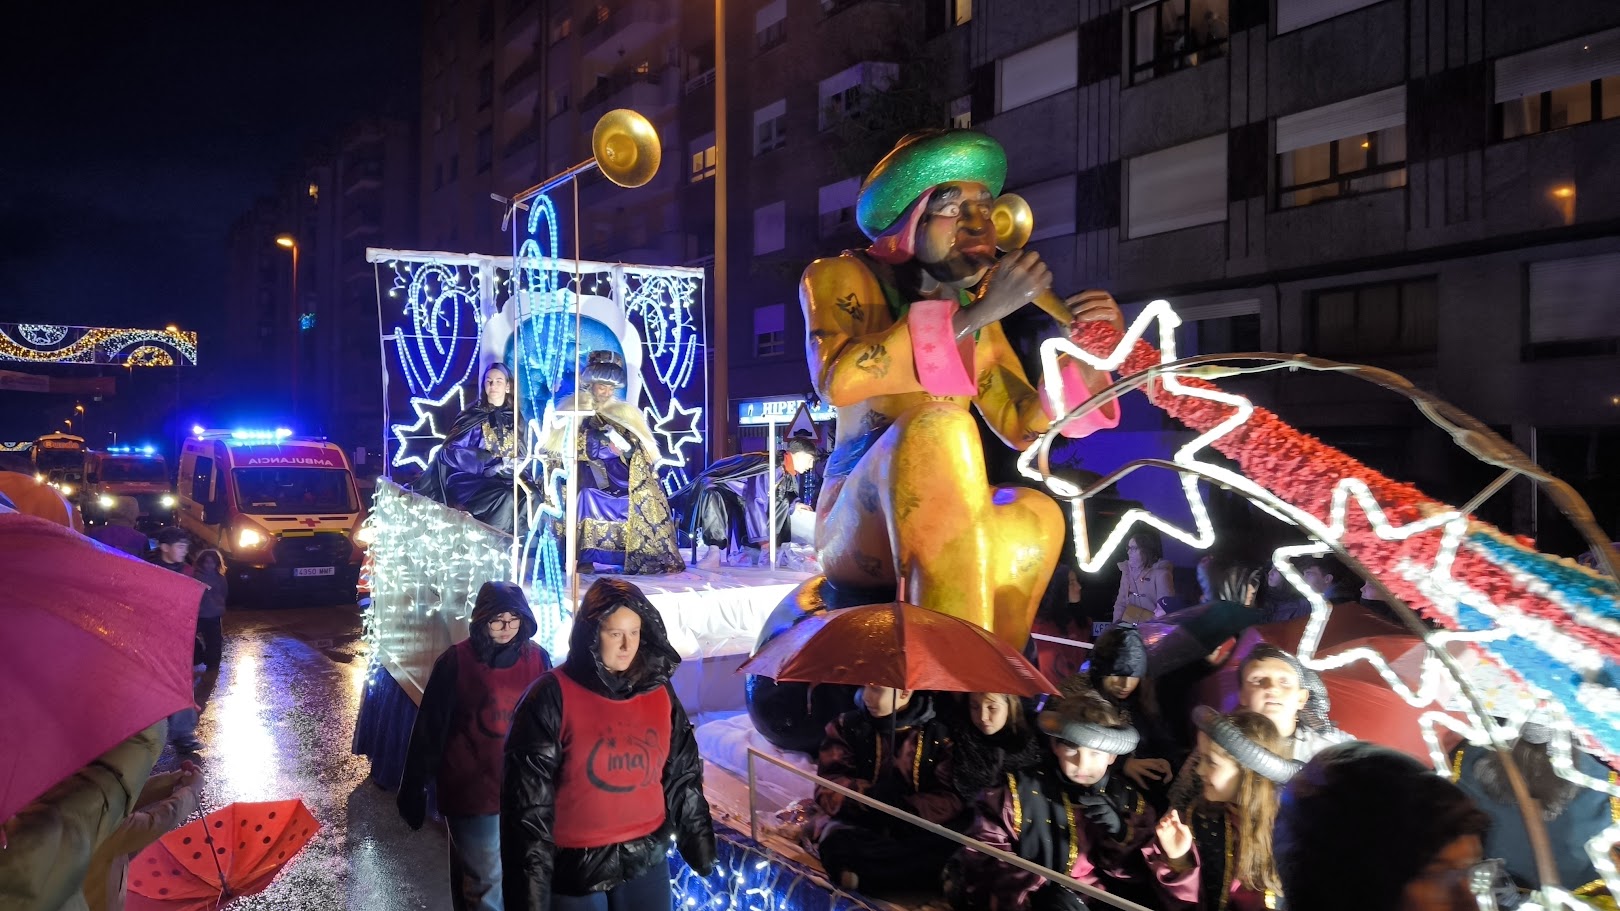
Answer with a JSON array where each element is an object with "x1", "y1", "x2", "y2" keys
[
  {"x1": 1029, "y1": 305, "x2": 1620, "y2": 905},
  {"x1": 0, "y1": 324, "x2": 198, "y2": 365}
]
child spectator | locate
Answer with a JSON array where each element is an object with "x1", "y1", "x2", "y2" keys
[
  {"x1": 950, "y1": 692, "x2": 1045, "y2": 803},
  {"x1": 946, "y1": 686, "x2": 1157, "y2": 911},
  {"x1": 1088, "y1": 624, "x2": 1182, "y2": 795},
  {"x1": 1148, "y1": 709, "x2": 1299, "y2": 911},
  {"x1": 810, "y1": 686, "x2": 966, "y2": 895},
  {"x1": 1168, "y1": 645, "x2": 1347, "y2": 810},
  {"x1": 191, "y1": 548, "x2": 228, "y2": 673}
]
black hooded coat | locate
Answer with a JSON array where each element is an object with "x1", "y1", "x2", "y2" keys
[
  {"x1": 501, "y1": 579, "x2": 715, "y2": 909},
  {"x1": 397, "y1": 581, "x2": 551, "y2": 826}
]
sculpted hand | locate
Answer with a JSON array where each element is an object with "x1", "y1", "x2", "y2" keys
[
  {"x1": 1156, "y1": 809, "x2": 1194, "y2": 861},
  {"x1": 955, "y1": 250, "x2": 1052, "y2": 340},
  {"x1": 1064, "y1": 289, "x2": 1125, "y2": 337}
]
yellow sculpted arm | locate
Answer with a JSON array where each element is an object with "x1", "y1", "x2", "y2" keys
[
  {"x1": 801, "y1": 255, "x2": 951, "y2": 407},
  {"x1": 972, "y1": 321, "x2": 1050, "y2": 448}
]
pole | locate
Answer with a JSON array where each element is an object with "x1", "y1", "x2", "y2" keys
[
  {"x1": 290, "y1": 243, "x2": 300, "y2": 424},
  {"x1": 767, "y1": 420, "x2": 778, "y2": 568},
  {"x1": 711, "y1": 0, "x2": 730, "y2": 459}
]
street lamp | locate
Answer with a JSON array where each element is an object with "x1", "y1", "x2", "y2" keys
[{"x1": 275, "y1": 234, "x2": 301, "y2": 419}]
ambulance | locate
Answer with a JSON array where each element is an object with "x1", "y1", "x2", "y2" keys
[
  {"x1": 83, "y1": 445, "x2": 177, "y2": 530},
  {"x1": 177, "y1": 427, "x2": 368, "y2": 601}
]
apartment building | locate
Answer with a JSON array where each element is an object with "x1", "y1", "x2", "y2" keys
[{"x1": 970, "y1": 0, "x2": 1620, "y2": 550}]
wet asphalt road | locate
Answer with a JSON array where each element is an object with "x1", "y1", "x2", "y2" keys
[{"x1": 155, "y1": 601, "x2": 451, "y2": 910}]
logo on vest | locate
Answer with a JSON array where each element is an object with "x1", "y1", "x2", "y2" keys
[{"x1": 585, "y1": 728, "x2": 661, "y2": 793}]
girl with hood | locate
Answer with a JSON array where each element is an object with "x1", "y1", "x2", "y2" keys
[
  {"x1": 414, "y1": 363, "x2": 524, "y2": 533},
  {"x1": 399, "y1": 581, "x2": 552, "y2": 911},
  {"x1": 501, "y1": 578, "x2": 714, "y2": 910},
  {"x1": 1147, "y1": 709, "x2": 1301, "y2": 911}
]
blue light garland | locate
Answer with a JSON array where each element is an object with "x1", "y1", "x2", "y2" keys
[{"x1": 668, "y1": 828, "x2": 889, "y2": 911}]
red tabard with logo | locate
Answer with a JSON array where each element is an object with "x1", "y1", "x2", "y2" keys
[
  {"x1": 438, "y1": 640, "x2": 549, "y2": 816},
  {"x1": 550, "y1": 670, "x2": 672, "y2": 848}
]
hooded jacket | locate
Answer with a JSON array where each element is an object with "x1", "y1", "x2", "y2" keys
[
  {"x1": 397, "y1": 581, "x2": 550, "y2": 825},
  {"x1": 811, "y1": 691, "x2": 968, "y2": 840},
  {"x1": 191, "y1": 548, "x2": 228, "y2": 619},
  {"x1": 501, "y1": 579, "x2": 714, "y2": 909}
]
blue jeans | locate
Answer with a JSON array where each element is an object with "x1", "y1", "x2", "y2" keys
[
  {"x1": 550, "y1": 861, "x2": 671, "y2": 911},
  {"x1": 447, "y1": 814, "x2": 503, "y2": 911}
]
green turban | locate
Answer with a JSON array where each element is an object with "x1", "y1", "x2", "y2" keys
[{"x1": 856, "y1": 130, "x2": 1008, "y2": 240}]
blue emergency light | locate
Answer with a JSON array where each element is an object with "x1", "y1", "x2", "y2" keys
[
  {"x1": 105, "y1": 444, "x2": 159, "y2": 456},
  {"x1": 228, "y1": 428, "x2": 294, "y2": 442}
]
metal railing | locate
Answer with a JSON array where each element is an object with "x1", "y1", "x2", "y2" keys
[{"x1": 743, "y1": 747, "x2": 1157, "y2": 911}]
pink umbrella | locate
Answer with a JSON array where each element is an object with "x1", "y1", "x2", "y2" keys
[{"x1": 0, "y1": 512, "x2": 205, "y2": 824}]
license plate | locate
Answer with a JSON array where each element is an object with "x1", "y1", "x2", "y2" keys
[{"x1": 294, "y1": 566, "x2": 336, "y2": 578}]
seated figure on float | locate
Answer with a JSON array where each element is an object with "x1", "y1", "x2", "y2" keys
[
  {"x1": 413, "y1": 362, "x2": 524, "y2": 533},
  {"x1": 539, "y1": 350, "x2": 684, "y2": 575},
  {"x1": 671, "y1": 434, "x2": 824, "y2": 564},
  {"x1": 799, "y1": 128, "x2": 1123, "y2": 647}
]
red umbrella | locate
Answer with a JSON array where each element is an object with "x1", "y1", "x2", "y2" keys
[
  {"x1": 127, "y1": 799, "x2": 320, "y2": 909},
  {"x1": 738, "y1": 601, "x2": 1059, "y2": 697},
  {"x1": 0, "y1": 512, "x2": 204, "y2": 825}
]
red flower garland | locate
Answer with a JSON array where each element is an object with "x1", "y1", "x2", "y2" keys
[{"x1": 1073, "y1": 322, "x2": 1620, "y2": 663}]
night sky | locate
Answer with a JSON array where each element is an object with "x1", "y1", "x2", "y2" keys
[{"x1": 0, "y1": 3, "x2": 419, "y2": 342}]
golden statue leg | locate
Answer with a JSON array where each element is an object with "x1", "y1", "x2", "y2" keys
[{"x1": 818, "y1": 402, "x2": 1063, "y2": 647}]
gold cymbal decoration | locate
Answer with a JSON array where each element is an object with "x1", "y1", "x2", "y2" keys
[
  {"x1": 591, "y1": 109, "x2": 662, "y2": 189},
  {"x1": 992, "y1": 193, "x2": 1034, "y2": 252}
]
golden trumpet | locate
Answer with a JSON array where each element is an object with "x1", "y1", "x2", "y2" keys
[
  {"x1": 992, "y1": 193, "x2": 1034, "y2": 251},
  {"x1": 592, "y1": 109, "x2": 662, "y2": 189}
]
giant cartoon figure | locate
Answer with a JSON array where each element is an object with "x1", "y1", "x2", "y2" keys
[{"x1": 748, "y1": 129, "x2": 1124, "y2": 749}]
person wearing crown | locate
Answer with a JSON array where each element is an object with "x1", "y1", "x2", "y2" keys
[
  {"x1": 540, "y1": 350, "x2": 683, "y2": 574},
  {"x1": 800, "y1": 128, "x2": 1124, "y2": 647}
]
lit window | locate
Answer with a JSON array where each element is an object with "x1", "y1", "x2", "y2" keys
[
  {"x1": 950, "y1": 95, "x2": 972, "y2": 129},
  {"x1": 1129, "y1": 0, "x2": 1229, "y2": 86},
  {"x1": 1495, "y1": 28, "x2": 1620, "y2": 139},
  {"x1": 307, "y1": 183, "x2": 320, "y2": 201},
  {"x1": 689, "y1": 132, "x2": 717, "y2": 182},
  {"x1": 1276, "y1": 88, "x2": 1407, "y2": 209}
]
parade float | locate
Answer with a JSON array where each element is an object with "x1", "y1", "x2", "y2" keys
[{"x1": 353, "y1": 115, "x2": 1620, "y2": 911}]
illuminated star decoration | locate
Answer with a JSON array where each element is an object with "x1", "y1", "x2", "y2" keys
[
  {"x1": 1027, "y1": 302, "x2": 1620, "y2": 907},
  {"x1": 647, "y1": 396, "x2": 704, "y2": 468},
  {"x1": 389, "y1": 385, "x2": 468, "y2": 471}
]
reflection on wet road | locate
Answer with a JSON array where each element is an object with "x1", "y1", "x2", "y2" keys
[{"x1": 157, "y1": 603, "x2": 449, "y2": 909}]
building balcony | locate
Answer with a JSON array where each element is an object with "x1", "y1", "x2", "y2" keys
[
  {"x1": 503, "y1": 54, "x2": 543, "y2": 99},
  {"x1": 580, "y1": 0, "x2": 670, "y2": 66},
  {"x1": 504, "y1": 122, "x2": 542, "y2": 159},
  {"x1": 579, "y1": 66, "x2": 674, "y2": 117}
]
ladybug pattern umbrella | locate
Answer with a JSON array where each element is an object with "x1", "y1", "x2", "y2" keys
[
  {"x1": 738, "y1": 601, "x2": 1059, "y2": 697},
  {"x1": 127, "y1": 799, "x2": 319, "y2": 910}
]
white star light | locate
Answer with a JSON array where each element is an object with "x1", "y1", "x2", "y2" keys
[
  {"x1": 1023, "y1": 300, "x2": 1620, "y2": 900},
  {"x1": 389, "y1": 385, "x2": 468, "y2": 471},
  {"x1": 647, "y1": 396, "x2": 704, "y2": 468}
]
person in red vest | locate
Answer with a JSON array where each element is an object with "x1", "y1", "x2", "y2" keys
[
  {"x1": 398, "y1": 581, "x2": 552, "y2": 911},
  {"x1": 501, "y1": 578, "x2": 715, "y2": 911}
]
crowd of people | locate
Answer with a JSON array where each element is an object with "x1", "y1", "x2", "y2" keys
[{"x1": 788, "y1": 607, "x2": 1599, "y2": 911}]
